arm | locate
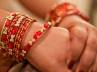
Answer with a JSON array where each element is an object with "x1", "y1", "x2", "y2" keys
[
  {"x1": 19, "y1": 0, "x2": 97, "y2": 71},
  {"x1": 19, "y1": 0, "x2": 92, "y2": 18},
  {"x1": 0, "y1": 9, "x2": 42, "y2": 72},
  {"x1": 0, "y1": 9, "x2": 72, "y2": 72},
  {"x1": 0, "y1": 10, "x2": 15, "y2": 72}
]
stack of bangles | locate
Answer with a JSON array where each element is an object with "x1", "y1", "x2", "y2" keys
[
  {"x1": 0, "y1": 2, "x2": 89, "y2": 62},
  {"x1": 0, "y1": 12, "x2": 52, "y2": 62}
]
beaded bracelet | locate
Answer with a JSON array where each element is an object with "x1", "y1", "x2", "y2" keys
[
  {"x1": 20, "y1": 22, "x2": 52, "y2": 61},
  {"x1": 0, "y1": 12, "x2": 36, "y2": 61},
  {"x1": 46, "y1": 2, "x2": 89, "y2": 26}
]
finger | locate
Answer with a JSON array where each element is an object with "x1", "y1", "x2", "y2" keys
[
  {"x1": 75, "y1": 30, "x2": 97, "y2": 72},
  {"x1": 27, "y1": 27, "x2": 71, "y2": 72},
  {"x1": 66, "y1": 25, "x2": 88, "y2": 70},
  {"x1": 21, "y1": 64, "x2": 38, "y2": 72},
  {"x1": 64, "y1": 68, "x2": 72, "y2": 72},
  {"x1": 89, "y1": 55, "x2": 97, "y2": 72},
  {"x1": 8, "y1": 63, "x2": 24, "y2": 72},
  {"x1": 59, "y1": 24, "x2": 88, "y2": 69},
  {"x1": 53, "y1": 66, "x2": 72, "y2": 72},
  {"x1": 58, "y1": 16, "x2": 89, "y2": 63},
  {"x1": 69, "y1": 25, "x2": 88, "y2": 61}
]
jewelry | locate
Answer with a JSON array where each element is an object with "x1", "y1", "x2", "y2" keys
[{"x1": 46, "y1": 2, "x2": 89, "y2": 26}]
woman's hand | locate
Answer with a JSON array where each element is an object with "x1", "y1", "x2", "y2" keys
[
  {"x1": 58, "y1": 15, "x2": 97, "y2": 72},
  {"x1": 23, "y1": 22, "x2": 72, "y2": 72},
  {"x1": 0, "y1": 52, "x2": 15, "y2": 72}
]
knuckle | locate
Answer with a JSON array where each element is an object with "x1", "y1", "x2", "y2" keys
[
  {"x1": 89, "y1": 38, "x2": 97, "y2": 46},
  {"x1": 71, "y1": 26, "x2": 87, "y2": 41},
  {"x1": 87, "y1": 33, "x2": 97, "y2": 52},
  {"x1": 52, "y1": 27, "x2": 70, "y2": 39}
]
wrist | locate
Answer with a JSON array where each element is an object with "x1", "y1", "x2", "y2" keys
[
  {"x1": 22, "y1": 22, "x2": 43, "y2": 47},
  {"x1": 59, "y1": 15, "x2": 89, "y2": 28},
  {"x1": 46, "y1": 2, "x2": 89, "y2": 26}
]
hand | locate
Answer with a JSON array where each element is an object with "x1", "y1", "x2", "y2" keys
[
  {"x1": 57, "y1": 15, "x2": 97, "y2": 72},
  {"x1": 23, "y1": 22, "x2": 72, "y2": 72},
  {"x1": 0, "y1": 52, "x2": 15, "y2": 72}
]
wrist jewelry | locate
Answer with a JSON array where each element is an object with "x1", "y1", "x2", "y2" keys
[
  {"x1": 46, "y1": 2, "x2": 89, "y2": 26},
  {"x1": 0, "y1": 12, "x2": 52, "y2": 62},
  {"x1": 0, "y1": 12, "x2": 36, "y2": 61}
]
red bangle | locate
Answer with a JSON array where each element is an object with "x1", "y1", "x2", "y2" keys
[
  {"x1": 0, "y1": 13, "x2": 17, "y2": 54},
  {"x1": 14, "y1": 15, "x2": 36, "y2": 61},
  {"x1": 0, "y1": 12, "x2": 52, "y2": 62},
  {"x1": 46, "y1": 2, "x2": 89, "y2": 26},
  {"x1": 0, "y1": 12, "x2": 36, "y2": 61}
]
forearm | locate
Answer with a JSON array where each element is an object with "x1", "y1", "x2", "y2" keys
[
  {"x1": 19, "y1": 0, "x2": 92, "y2": 18},
  {"x1": 0, "y1": 10, "x2": 15, "y2": 72},
  {"x1": 0, "y1": 9, "x2": 42, "y2": 72},
  {"x1": 20, "y1": 0, "x2": 60, "y2": 18},
  {"x1": 0, "y1": 9, "x2": 9, "y2": 31}
]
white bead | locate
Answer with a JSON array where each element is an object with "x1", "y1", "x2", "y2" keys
[
  {"x1": 28, "y1": 40, "x2": 32, "y2": 45},
  {"x1": 8, "y1": 49, "x2": 12, "y2": 55},
  {"x1": 48, "y1": 22, "x2": 52, "y2": 26},
  {"x1": 3, "y1": 27, "x2": 8, "y2": 34},
  {"x1": 22, "y1": 50, "x2": 26, "y2": 54},
  {"x1": 0, "y1": 42, "x2": 6, "y2": 48},
  {"x1": 15, "y1": 16, "x2": 25, "y2": 26},
  {"x1": 6, "y1": 16, "x2": 14, "y2": 20},
  {"x1": 10, "y1": 35, "x2": 15, "y2": 42},
  {"x1": 20, "y1": 53, "x2": 25, "y2": 57},
  {"x1": 41, "y1": 29, "x2": 44, "y2": 33}
]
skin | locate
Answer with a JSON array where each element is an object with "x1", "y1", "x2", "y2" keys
[
  {"x1": 0, "y1": 10, "x2": 16, "y2": 72},
  {"x1": 25, "y1": 15, "x2": 97, "y2": 72},
  {"x1": 58, "y1": 15, "x2": 97, "y2": 72},
  {"x1": 0, "y1": 0, "x2": 97, "y2": 72},
  {"x1": 19, "y1": 0, "x2": 97, "y2": 72},
  {"x1": 0, "y1": 9, "x2": 71, "y2": 72}
]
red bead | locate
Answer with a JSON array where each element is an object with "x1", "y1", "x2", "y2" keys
[
  {"x1": 33, "y1": 31, "x2": 42, "y2": 40},
  {"x1": 36, "y1": 31, "x2": 42, "y2": 36},
  {"x1": 5, "y1": 20, "x2": 11, "y2": 27},
  {"x1": 11, "y1": 27, "x2": 18, "y2": 34},
  {"x1": 8, "y1": 42, "x2": 14, "y2": 49},
  {"x1": 1, "y1": 34, "x2": 8, "y2": 42},
  {"x1": 33, "y1": 35, "x2": 37, "y2": 40},
  {"x1": 24, "y1": 44, "x2": 31, "y2": 52},
  {"x1": 44, "y1": 23, "x2": 49, "y2": 29}
]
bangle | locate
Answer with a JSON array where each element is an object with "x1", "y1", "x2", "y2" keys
[
  {"x1": 46, "y1": 2, "x2": 89, "y2": 26},
  {"x1": 14, "y1": 15, "x2": 36, "y2": 61},
  {"x1": 0, "y1": 12, "x2": 16, "y2": 55},
  {"x1": 0, "y1": 12, "x2": 36, "y2": 61}
]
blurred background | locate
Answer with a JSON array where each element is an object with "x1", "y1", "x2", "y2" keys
[{"x1": 0, "y1": 0, "x2": 96, "y2": 26}]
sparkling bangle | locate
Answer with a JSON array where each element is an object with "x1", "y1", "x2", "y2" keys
[
  {"x1": 0, "y1": 12, "x2": 36, "y2": 61},
  {"x1": 46, "y1": 2, "x2": 89, "y2": 26},
  {"x1": 13, "y1": 15, "x2": 36, "y2": 61}
]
